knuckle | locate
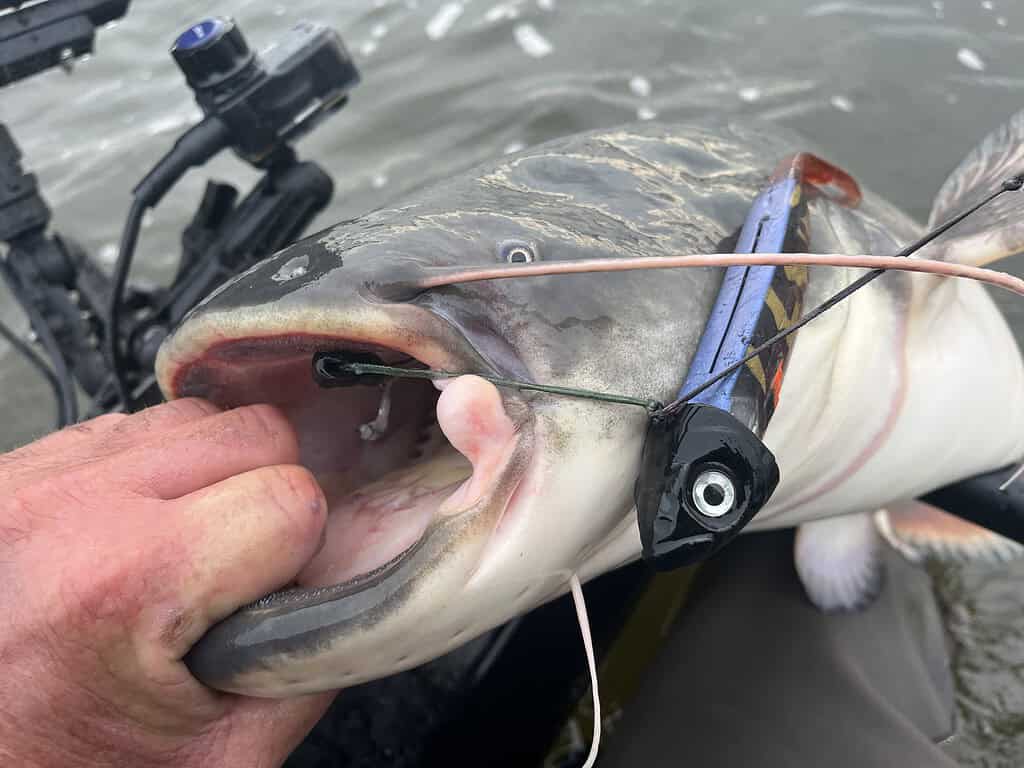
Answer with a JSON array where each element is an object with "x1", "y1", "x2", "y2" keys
[
  {"x1": 72, "y1": 413, "x2": 125, "y2": 436},
  {"x1": 229, "y1": 404, "x2": 299, "y2": 457},
  {"x1": 122, "y1": 398, "x2": 217, "y2": 435},
  {"x1": 0, "y1": 490, "x2": 42, "y2": 548},
  {"x1": 158, "y1": 397, "x2": 220, "y2": 423}
]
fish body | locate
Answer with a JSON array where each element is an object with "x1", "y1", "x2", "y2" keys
[{"x1": 156, "y1": 116, "x2": 1024, "y2": 696}]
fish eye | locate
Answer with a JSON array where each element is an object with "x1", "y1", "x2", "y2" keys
[{"x1": 498, "y1": 241, "x2": 538, "y2": 264}]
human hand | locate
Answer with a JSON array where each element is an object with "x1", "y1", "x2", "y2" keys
[{"x1": 0, "y1": 399, "x2": 333, "y2": 767}]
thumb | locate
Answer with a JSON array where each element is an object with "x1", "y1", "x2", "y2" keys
[{"x1": 219, "y1": 689, "x2": 337, "y2": 768}]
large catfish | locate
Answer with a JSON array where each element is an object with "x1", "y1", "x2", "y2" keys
[{"x1": 155, "y1": 114, "x2": 1024, "y2": 697}]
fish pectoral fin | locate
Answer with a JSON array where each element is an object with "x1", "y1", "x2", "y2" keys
[
  {"x1": 875, "y1": 501, "x2": 1023, "y2": 564},
  {"x1": 794, "y1": 513, "x2": 884, "y2": 613},
  {"x1": 924, "y1": 108, "x2": 1024, "y2": 267}
]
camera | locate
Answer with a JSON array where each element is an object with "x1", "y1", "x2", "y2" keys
[{"x1": 171, "y1": 16, "x2": 360, "y2": 166}]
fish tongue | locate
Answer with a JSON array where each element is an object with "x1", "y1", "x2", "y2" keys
[{"x1": 437, "y1": 375, "x2": 518, "y2": 514}]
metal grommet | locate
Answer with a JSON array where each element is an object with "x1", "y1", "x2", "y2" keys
[{"x1": 692, "y1": 469, "x2": 735, "y2": 518}]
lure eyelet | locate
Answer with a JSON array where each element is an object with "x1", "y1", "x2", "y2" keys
[
  {"x1": 498, "y1": 240, "x2": 538, "y2": 264},
  {"x1": 691, "y1": 468, "x2": 735, "y2": 518}
]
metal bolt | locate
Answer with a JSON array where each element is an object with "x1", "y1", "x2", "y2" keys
[{"x1": 692, "y1": 469, "x2": 735, "y2": 518}]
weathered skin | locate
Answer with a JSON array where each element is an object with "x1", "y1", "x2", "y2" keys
[{"x1": 155, "y1": 119, "x2": 1024, "y2": 697}]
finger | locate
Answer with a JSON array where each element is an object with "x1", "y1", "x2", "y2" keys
[
  {"x1": 105, "y1": 404, "x2": 301, "y2": 499},
  {"x1": 104, "y1": 398, "x2": 222, "y2": 451},
  {"x1": 163, "y1": 464, "x2": 327, "y2": 655},
  {"x1": 0, "y1": 413, "x2": 126, "y2": 486},
  {"x1": 222, "y1": 691, "x2": 337, "y2": 768},
  {"x1": 0, "y1": 400, "x2": 219, "y2": 488}
]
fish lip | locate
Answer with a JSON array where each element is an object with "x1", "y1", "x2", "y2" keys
[{"x1": 247, "y1": 539, "x2": 425, "y2": 612}]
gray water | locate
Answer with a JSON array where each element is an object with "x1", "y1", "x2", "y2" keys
[{"x1": 2, "y1": 0, "x2": 1024, "y2": 763}]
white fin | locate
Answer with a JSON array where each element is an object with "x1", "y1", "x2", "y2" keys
[
  {"x1": 925, "y1": 108, "x2": 1024, "y2": 267},
  {"x1": 875, "y1": 501, "x2": 1022, "y2": 564},
  {"x1": 794, "y1": 513, "x2": 884, "y2": 612}
]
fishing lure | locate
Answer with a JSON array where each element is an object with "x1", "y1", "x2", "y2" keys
[{"x1": 633, "y1": 152, "x2": 857, "y2": 571}]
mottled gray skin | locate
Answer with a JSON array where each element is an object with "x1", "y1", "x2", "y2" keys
[{"x1": 156, "y1": 119, "x2": 944, "y2": 696}]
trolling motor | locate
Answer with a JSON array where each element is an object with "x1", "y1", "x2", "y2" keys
[{"x1": 0, "y1": 4, "x2": 359, "y2": 419}]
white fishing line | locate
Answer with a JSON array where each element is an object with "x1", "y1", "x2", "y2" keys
[
  {"x1": 570, "y1": 573, "x2": 601, "y2": 768},
  {"x1": 998, "y1": 462, "x2": 1024, "y2": 491}
]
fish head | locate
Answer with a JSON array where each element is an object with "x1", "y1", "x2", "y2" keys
[{"x1": 156, "y1": 122, "x2": 764, "y2": 696}]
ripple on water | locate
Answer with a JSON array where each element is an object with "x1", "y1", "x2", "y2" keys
[
  {"x1": 426, "y1": 2, "x2": 464, "y2": 40},
  {"x1": 513, "y1": 23, "x2": 554, "y2": 57}
]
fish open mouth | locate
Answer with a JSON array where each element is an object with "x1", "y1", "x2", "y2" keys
[{"x1": 159, "y1": 323, "x2": 534, "y2": 598}]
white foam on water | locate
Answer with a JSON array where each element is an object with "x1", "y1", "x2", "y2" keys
[
  {"x1": 629, "y1": 75, "x2": 652, "y2": 98},
  {"x1": 372, "y1": 173, "x2": 389, "y2": 189},
  {"x1": 830, "y1": 94, "x2": 854, "y2": 112},
  {"x1": 514, "y1": 24, "x2": 554, "y2": 57},
  {"x1": 996, "y1": 15, "x2": 1007, "y2": 25},
  {"x1": 485, "y1": 4, "x2": 521, "y2": 22},
  {"x1": 957, "y1": 47, "x2": 986, "y2": 71},
  {"x1": 360, "y1": 40, "x2": 379, "y2": 56},
  {"x1": 981, "y1": 0, "x2": 994, "y2": 10},
  {"x1": 637, "y1": 106, "x2": 657, "y2": 120},
  {"x1": 426, "y1": 2, "x2": 464, "y2": 41},
  {"x1": 503, "y1": 141, "x2": 526, "y2": 154},
  {"x1": 372, "y1": 23, "x2": 389, "y2": 39},
  {"x1": 538, "y1": 0, "x2": 555, "y2": 9},
  {"x1": 738, "y1": 86, "x2": 762, "y2": 102}
]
